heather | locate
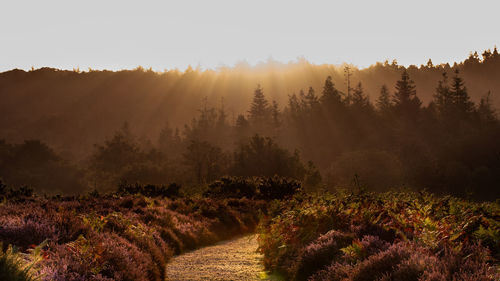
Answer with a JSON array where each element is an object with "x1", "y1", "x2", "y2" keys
[
  {"x1": 0, "y1": 187, "x2": 265, "y2": 281},
  {"x1": 257, "y1": 191, "x2": 500, "y2": 280}
]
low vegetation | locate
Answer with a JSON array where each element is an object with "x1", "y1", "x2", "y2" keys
[
  {"x1": 0, "y1": 183, "x2": 266, "y2": 281},
  {"x1": 257, "y1": 191, "x2": 500, "y2": 280},
  {"x1": 1, "y1": 178, "x2": 499, "y2": 280}
]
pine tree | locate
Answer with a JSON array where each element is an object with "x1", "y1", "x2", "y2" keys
[
  {"x1": 392, "y1": 70, "x2": 421, "y2": 117},
  {"x1": 478, "y1": 91, "x2": 497, "y2": 124},
  {"x1": 305, "y1": 86, "x2": 319, "y2": 108},
  {"x1": 482, "y1": 49, "x2": 492, "y2": 61},
  {"x1": 450, "y1": 69, "x2": 474, "y2": 118},
  {"x1": 492, "y1": 46, "x2": 499, "y2": 58},
  {"x1": 433, "y1": 72, "x2": 453, "y2": 117},
  {"x1": 351, "y1": 82, "x2": 369, "y2": 109},
  {"x1": 426, "y1": 58, "x2": 433, "y2": 68},
  {"x1": 320, "y1": 76, "x2": 342, "y2": 105},
  {"x1": 376, "y1": 84, "x2": 391, "y2": 113},
  {"x1": 270, "y1": 100, "x2": 281, "y2": 130},
  {"x1": 235, "y1": 114, "x2": 249, "y2": 128},
  {"x1": 248, "y1": 84, "x2": 270, "y2": 125}
]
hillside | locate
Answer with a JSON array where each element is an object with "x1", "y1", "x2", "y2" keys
[{"x1": 1, "y1": 49, "x2": 499, "y2": 157}]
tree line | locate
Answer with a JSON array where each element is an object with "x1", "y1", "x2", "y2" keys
[
  {"x1": 1, "y1": 51, "x2": 499, "y2": 200},
  {"x1": 1, "y1": 47, "x2": 500, "y2": 158}
]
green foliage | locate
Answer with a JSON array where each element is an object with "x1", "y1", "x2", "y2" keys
[
  {"x1": 0, "y1": 241, "x2": 46, "y2": 281},
  {"x1": 257, "y1": 191, "x2": 500, "y2": 279},
  {"x1": 341, "y1": 240, "x2": 367, "y2": 261}
]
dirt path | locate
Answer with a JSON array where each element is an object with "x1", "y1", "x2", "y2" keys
[{"x1": 165, "y1": 235, "x2": 266, "y2": 281}]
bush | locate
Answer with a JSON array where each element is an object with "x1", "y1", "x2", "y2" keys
[
  {"x1": 117, "y1": 182, "x2": 181, "y2": 198},
  {"x1": 203, "y1": 177, "x2": 257, "y2": 199},
  {"x1": 0, "y1": 180, "x2": 35, "y2": 202},
  {"x1": 204, "y1": 176, "x2": 302, "y2": 200}
]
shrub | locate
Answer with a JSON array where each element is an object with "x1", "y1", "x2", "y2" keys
[
  {"x1": 257, "y1": 176, "x2": 302, "y2": 200},
  {"x1": 117, "y1": 182, "x2": 182, "y2": 198},
  {"x1": 204, "y1": 176, "x2": 302, "y2": 200},
  {"x1": 203, "y1": 176, "x2": 257, "y2": 199}
]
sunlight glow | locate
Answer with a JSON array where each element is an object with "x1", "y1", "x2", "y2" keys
[{"x1": 0, "y1": 0, "x2": 499, "y2": 71}]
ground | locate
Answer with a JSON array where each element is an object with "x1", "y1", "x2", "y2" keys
[{"x1": 165, "y1": 235, "x2": 272, "y2": 281}]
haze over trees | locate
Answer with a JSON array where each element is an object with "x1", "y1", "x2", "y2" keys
[{"x1": 0, "y1": 48, "x2": 499, "y2": 200}]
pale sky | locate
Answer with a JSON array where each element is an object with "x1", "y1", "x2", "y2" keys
[{"x1": 0, "y1": 0, "x2": 498, "y2": 71}]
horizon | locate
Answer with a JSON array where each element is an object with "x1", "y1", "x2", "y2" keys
[
  {"x1": 1, "y1": 0, "x2": 499, "y2": 72},
  {"x1": 1, "y1": 47, "x2": 496, "y2": 74}
]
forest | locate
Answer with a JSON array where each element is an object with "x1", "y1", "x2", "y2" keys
[
  {"x1": 1, "y1": 48, "x2": 499, "y2": 199},
  {"x1": 1, "y1": 49, "x2": 499, "y2": 281}
]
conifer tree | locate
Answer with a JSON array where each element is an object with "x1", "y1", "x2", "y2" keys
[
  {"x1": 351, "y1": 82, "x2": 369, "y2": 109},
  {"x1": 248, "y1": 84, "x2": 270, "y2": 125},
  {"x1": 492, "y1": 46, "x2": 499, "y2": 58},
  {"x1": 320, "y1": 76, "x2": 342, "y2": 105},
  {"x1": 478, "y1": 91, "x2": 497, "y2": 124},
  {"x1": 433, "y1": 72, "x2": 453, "y2": 117},
  {"x1": 426, "y1": 58, "x2": 434, "y2": 68},
  {"x1": 392, "y1": 70, "x2": 421, "y2": 117},
  {"x1": 305, "y1": 86, "x2": 319, "y2": 108},
  {"x1": 376, "y1": 84, "x2": 391, "y2": 113},
  {"x1": 235, "y1": 114, "x2": 250, "y2": 139},
  {"x1": 450, "y1": 69, "x2": 474, "y2": 118},
  {"x1": 271, "y1": 100, "x2": 281, "y2": 128}
]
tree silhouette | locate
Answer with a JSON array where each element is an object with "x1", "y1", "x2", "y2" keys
[
  {"x1": 478, "y1": 91, "x2": 497, "y2": 124},
  {"x1": 0, "y1": 139, "x2": 83, "y2": 194},
  {"x1": 320, "y1": 76, "x2": 342, "y2": 106},
  {"x1": 376, "y1": 84, "x2": 391, "y2": 113},
  {"x1": 392, "y1": 70, "x2": 421, "y2": 118},
  {"x1": 183, "y1": 140, "x2": 225, "y2": 183},
  {"x1": 248, "y1": 84, "x2": 270, "y2": 126},
  {"x1": 351, "y1": 82, "x2": 369, "y2": 109},
  {"x1": 271, "y1": 100, "x2": 281, "y2": 129},
  {"x1": 158, "y1": 122, "x2": 183, "y2": 159},
  {"x1": 433, "y1": 72, "x2": 453, "y2": 119},
  {"x1": 231, "y1": 135, "x2": 305, "y2": 179},
  {"x1": 305, "y1": 86, "x2": 319, "y2": 108},
  {"x1": 450, "y1": 69, "x2": 474, "y2": 119}
]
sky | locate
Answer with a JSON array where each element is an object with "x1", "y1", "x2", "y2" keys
[{"x1": 0, "y1": 0, "x2": 499, "y2": 71}]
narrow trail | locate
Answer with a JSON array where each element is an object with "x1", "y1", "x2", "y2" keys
[{"x1": 165, "y1": 235, "x2": 266, "y2": 281}]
